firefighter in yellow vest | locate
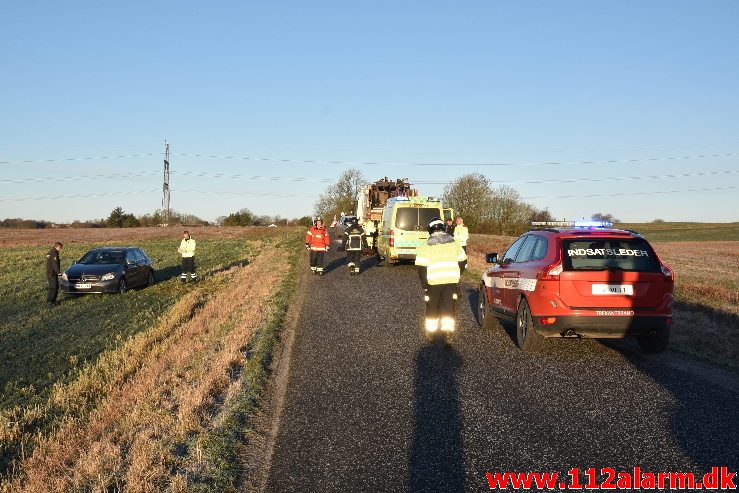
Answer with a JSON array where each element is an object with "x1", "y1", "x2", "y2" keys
[
  {"x1": 178, "y1": 230, "x2": 197, "y2": 283},
  {"x1": 415, "y1": 218, "x2": 468, "y2": 335},
  {"x1": 454, "y1": 216, "x2": 469, "y2": 253},
  {"x1": 363, "y1": 219, "x2": 377, "y2": 252}
]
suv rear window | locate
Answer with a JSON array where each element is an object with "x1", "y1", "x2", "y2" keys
[
  {"x1": 395, "y1": 207, "x2": 441, "y2": 231},
  {"x1": 562, "y1": 238, "x2": 660, "y2": 272}
]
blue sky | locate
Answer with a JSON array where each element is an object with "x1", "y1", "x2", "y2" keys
[{"x1": 1, "y1": 0, "x2": 738, "y2": 223}]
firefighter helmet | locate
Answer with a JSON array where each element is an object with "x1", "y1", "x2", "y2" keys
[
  {"x1": 314, "y1": 216, "x2": 323, "y2": 225},
  {"x1": 427, "y1": 217, "x2": 445, "y2": 235}
]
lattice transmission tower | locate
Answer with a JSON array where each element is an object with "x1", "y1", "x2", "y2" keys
[{"x1": 162, "y1": 141, "x2": 170, "y2": 224}]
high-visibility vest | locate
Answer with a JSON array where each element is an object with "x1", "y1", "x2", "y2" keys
[
  {"x1": 454, "y1": 225, "x2": 469, "y2": 246},
  {"x1": 415, "y1": 240, "x2": 467, "y2": 285},
  {"x1": 179, "y1": 238, "x2": 196, "y2": 257}
]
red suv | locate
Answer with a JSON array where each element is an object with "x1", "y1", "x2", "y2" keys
[{"x1": 477, "y1": 222, "x2": 674, "y2": 353}]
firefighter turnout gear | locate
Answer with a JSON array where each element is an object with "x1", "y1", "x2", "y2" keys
[
  {"x1": 343, "y1": 222, "x2": 366, "y2": 275},
  {"x1": 46, "y1": 244, "x2": 62, "y2": 304},
  {"x1": 415, "y1": 228, "x2": 467, "y2": 335},
  {"x1": 305, "y1": 224, "x2": 331, "y2": 275},
  {"x1": 178, "y1": 235, "x2": 197, "y2": 282}
]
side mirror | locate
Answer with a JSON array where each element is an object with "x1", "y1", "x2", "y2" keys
[{"x1": 485, "y1": 253, "x2": 499, "y2": 264}]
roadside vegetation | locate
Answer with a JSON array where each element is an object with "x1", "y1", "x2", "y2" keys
[
  {"x1": 467, "y1": 232, "x2": 739, "y2": 368},
  {"x1": 0, "y1": 227, "x2": 302, "y2": 491}
]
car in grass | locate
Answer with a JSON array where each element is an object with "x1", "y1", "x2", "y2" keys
[
  {"x1": 61, "y1": 247, "x2": 155, "y2": 294},
  {"x1": 477, "y1": 221, "x2": 674, "y2": 353}
]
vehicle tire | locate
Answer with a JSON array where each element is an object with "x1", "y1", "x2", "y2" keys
[
  {"x1": 147, "y1": 270, "x2": 155, "y2": 287},
  {"x1": 118, "y1": 278, "x2": 127, "y2": 294},
  {"x1": 516, "y1": 298, "x2": 545, "y2": 352},
  {"x1": 477, "y1": 284, "x2": 495, "y2": 330},
  {"x1": 637, "y1": 327, "x2": 669, "y2": 353}
]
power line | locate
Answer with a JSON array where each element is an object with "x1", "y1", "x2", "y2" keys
[
  {"x1": 0, "y1": 170, "x2": 160, "y2": 184},
  {"x1": 414, "y1": 169, "x2": 739, "y2": 186},
  {"x1": 0, "y1": 153, "x2": 159, "y2": 165},
  {"x1": 0, "y1": 189, "x2": 160, "y2": 202},
  {"x1": 172, "y1": 151, "x2": 737, "y2": 167},
  {"x1": 523, "y1": 186, "x2": 737, "y2": 200},
  {"x1": 171, "y1": 170, "x2": 333, "y2": 183},
  {"x1": 2, "y1": 185, "x2": 736, "y2": 203}
]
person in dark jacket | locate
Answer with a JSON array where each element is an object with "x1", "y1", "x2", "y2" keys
[
  {"x1": 445, "y1": 218, "x2": 455, "y2": 235},
  {"x1": 46, "y1": 242, "x2": 63, "y2": 304},
  {"x1": 341, "y1": 216, "x2": 366, "y2": 275}
]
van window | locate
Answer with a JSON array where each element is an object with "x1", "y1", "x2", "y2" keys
[
  {"x1": 562, "y1": 238, "x2": 660, "y2": 272},
  {"x1": 395, "y1": 207, "x2": 441, "y2": 231}
]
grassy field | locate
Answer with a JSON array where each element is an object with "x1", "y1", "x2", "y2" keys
[
  {"x1": 615, "y1": 221, "x2": 739, "y2": 242},
  {"x1": 0, "y1": 227, "x2": 302, "y2": 491},
  {"x1": 467, "y1": 233, "x2": 739, "y2": 368}
]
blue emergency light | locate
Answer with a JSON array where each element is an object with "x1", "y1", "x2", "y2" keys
[{"x1": 532, "y1": 221, "x2": 614, "y2": 229}]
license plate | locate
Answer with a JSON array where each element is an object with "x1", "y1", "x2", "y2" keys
[
  {"x1": 75, "y1": 283, "x2": 92, "y2": 289},
  {"x1": 592, "y1": 284, "x2": 633, "y2": 295}
]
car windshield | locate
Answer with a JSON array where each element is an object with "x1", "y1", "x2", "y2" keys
[
  {"x1": 562, "y1": 238, "x2": 660, "y2": 272},
  {"x1": 78, "y1": 250, "x2": 125, "y2": 265},
  {"x1": 395, "y1": 207, "x2": 441, "y2": 231}
]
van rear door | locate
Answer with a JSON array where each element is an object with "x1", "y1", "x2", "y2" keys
[{"x1": 558, "y1": 236, "x2": 666, "y2": 309}]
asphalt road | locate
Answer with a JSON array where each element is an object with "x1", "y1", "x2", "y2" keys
[{"x1": 264, "y1": 238, "x2": 738, "y2": 492}]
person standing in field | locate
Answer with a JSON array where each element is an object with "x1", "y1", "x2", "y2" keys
[
  {"x1": 445, "y1": 218, "x2": 455, "y2": 235},
  {"x1": 454, "y1": 216, "x2": 469, "y2": 254},
  {"x1": 178, "y1": 230, "x2": 197, "y2": 283},
  {"x1": 46, "y1": 241, "x2": 63, "y2": 305},
  {"x1": 305, "y1": 217, "x2": 331, "y2": 275},
  {"x1": 415, "y1": 218, "x2": 467, "y2": 336}
]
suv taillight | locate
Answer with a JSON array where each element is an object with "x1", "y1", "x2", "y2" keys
[
  {"x1": 539, "y1": 261, "x2": 563, "y2": 281},
  {"x1": 660, "y1": 263, "x2": 674, "y2": 282},
  {"x1": 389, "y1": 229, "x2": 395, "y2": 247}
]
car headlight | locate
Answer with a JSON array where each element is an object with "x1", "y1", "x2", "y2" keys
[
  {"x1": 61, "y1": 272, "x2": 68, "y2": 281},
  {"x1": 100, "y1": 272, "x2": 116, "y2": 281}
]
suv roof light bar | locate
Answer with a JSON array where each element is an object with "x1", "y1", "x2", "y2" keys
[{"x1": 531, "y1": 221, "x2": 613, "y2": 229}]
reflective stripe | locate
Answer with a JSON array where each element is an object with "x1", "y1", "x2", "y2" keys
[
  {"x1": 427, "y1": 270, "x2": 461, "y2": 282},
  {"x1": 415, "y1": 256, "x2": 430, "y2": 265},
  {"x1": 310, "y1": 247, "x2": 327, "y2": 251},
  {"x1": 428, "y1": 261, "x2": 460, "y2": 269}
]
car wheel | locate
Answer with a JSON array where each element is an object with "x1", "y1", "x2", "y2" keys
[
  {"x1": 516, "y1": 298, "x2": 544, "y2": 352},
  {"x1": 118, "y1": 278, "x2": 127, "y2": 294},
  {"x1": 637, "y1": 327, "x2": 669, "y2": 353},
  {"x1": 477, "y1": 284, "x2": 495, "y2": 330},
  {"x1": 147, "y1": 270, "x2": 155, "y2": 287}
]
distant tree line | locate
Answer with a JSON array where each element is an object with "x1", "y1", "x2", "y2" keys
[
  {"x1": 442, "y1": 173, "x2": 554, "y2": 236},
  {"x1": 216, "y1": 208, "x2": 312, "y2": 227}
]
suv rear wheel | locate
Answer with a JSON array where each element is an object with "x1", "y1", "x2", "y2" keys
[
  {"x1": 637, "y1": 327, "x2": 669, "y2": 353},
  {"x1": 516, "y1": 298, "x2": 544, "y2": 352}
]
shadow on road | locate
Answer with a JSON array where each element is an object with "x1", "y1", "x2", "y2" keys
[
  {"x1": 359, "y1": 254, "x2": 381, "y2": 272},
  {"x1": 464, "y1": 285, "x2": 517, "y2": 343},
  {"x1": 600, "y1": 339, "x2": 739, "y2": 473},
  {"x1": 323, "y1": 256, "x2": 347, "y2": 274},
  {"x1": 409, "y1": 341, "x2": 465, "y2": 493}
]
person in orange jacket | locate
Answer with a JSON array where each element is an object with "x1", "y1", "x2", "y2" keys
[{"x1": 305, "y1": 217, "x2": 331, "y2": 275}]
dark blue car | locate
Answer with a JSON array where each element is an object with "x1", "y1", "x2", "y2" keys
[{"x1": 60, "y1": 247, "x2": 155, "y2": 294}]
